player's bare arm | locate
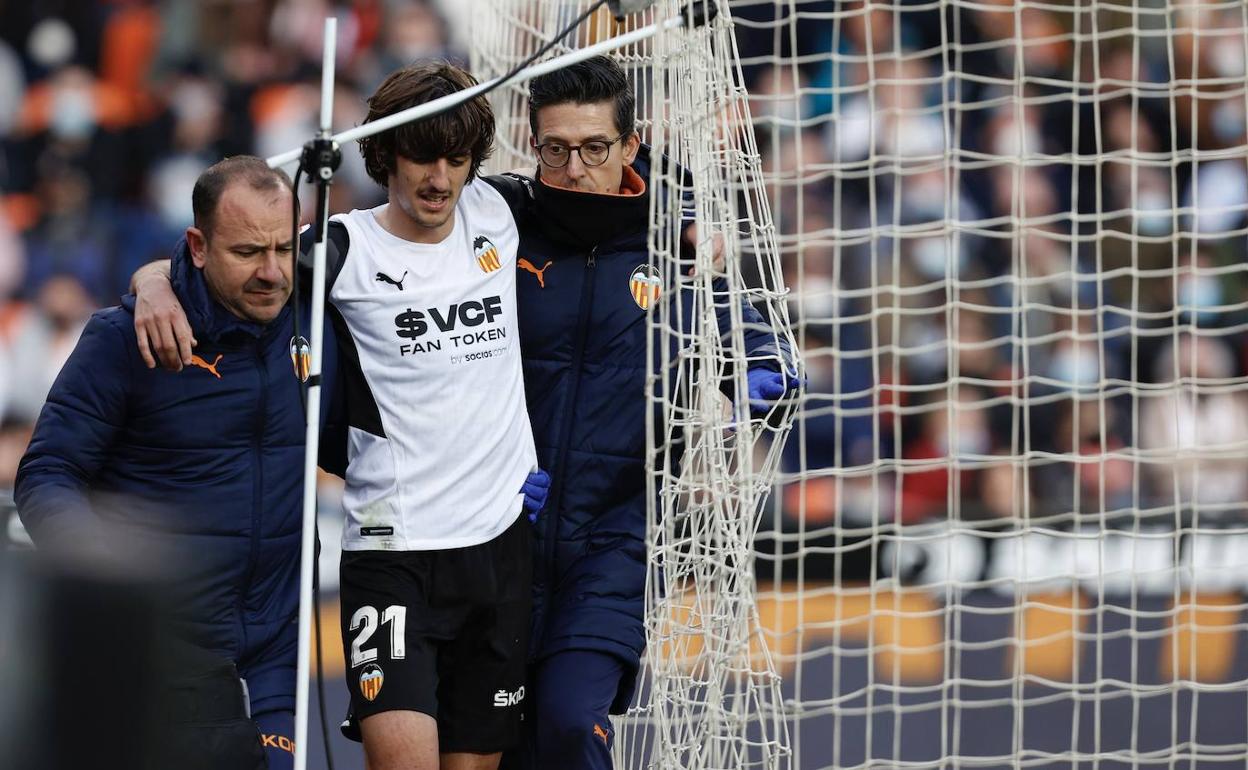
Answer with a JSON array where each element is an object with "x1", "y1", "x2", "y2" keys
[{"x1": 131, "y1": 259, "x2": 196, "y2": 371}]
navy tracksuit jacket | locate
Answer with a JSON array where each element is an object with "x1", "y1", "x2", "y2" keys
[
  {"x1": 489, "y1": 149, "x2": 793, "y2": 766},
  {"x1": 16, "y1": 237, "x2": 336, "y2": 721}
]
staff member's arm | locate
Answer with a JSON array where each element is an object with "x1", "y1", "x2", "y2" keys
[
  {"x1": 703, "y1": 278, "x2": 802, "y2": 416},
  {"x1": 15, "y1": 313, "x2": 132, "y2": 553}
]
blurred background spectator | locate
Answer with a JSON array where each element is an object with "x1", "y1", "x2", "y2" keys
[{"x1": 747, "y1": 0, "x2": 1248, "y2": 561}]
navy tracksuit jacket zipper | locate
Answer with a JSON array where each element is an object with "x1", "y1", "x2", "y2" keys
[
  {"x1": 536, "y1": 246, "x2": 597, "y2": 652},
  {"x1": 235, "y1": 343, "x2": 267, "y2": 656}
]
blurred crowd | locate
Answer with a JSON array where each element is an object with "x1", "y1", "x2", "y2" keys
[
  {"x1": 1, "y1": 0, "x2": 1247, "y2": 536},
  {"x1": 0, "y1": 0, "x2": 465, "y2": 497},
  {"x1": 743, "y1": 0, "x2": 1248, "y2": 530}
]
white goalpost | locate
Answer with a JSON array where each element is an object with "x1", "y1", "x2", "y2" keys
[
  {"x1": 469, "y1": 1, "x2": 1248, "y2": 769},
  {"x1": 636, "y1": 2, "x2": 799, "y2": 767}
]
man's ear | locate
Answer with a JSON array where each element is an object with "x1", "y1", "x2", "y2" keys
[
  {"x1": 186, "y1": 227, "x2": 208, "y2": 269},
  {"x1": 622, "y1": 130, "x2": 641, "y2": 165}
]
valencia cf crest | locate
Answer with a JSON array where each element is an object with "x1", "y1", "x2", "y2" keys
[
  {"x1": 289, "y1": 335, "x2": 311, "y2": 382},
  {"x1": 359, "y1": 663, "x2": 384, "y2": 702},
  {"x1": 629, "y1": 264, "x2": 662, "y2": 310},
  {"x1": 474, "y1": 235, "x2": 501, "y2": 273}
]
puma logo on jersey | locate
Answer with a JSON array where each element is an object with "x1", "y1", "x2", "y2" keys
[
  {"x1": 593, "y1": 723, "x2": 610, "y2": 745},
  {"x1": 189, "y1": 353, "x2": 223, "y2": 379},
  {"x1": 376, "y1": 271, "x2": 408, "y2": 290},
  {"x1": 518, "y1": 258, "x2": 553, "y2": 288}
]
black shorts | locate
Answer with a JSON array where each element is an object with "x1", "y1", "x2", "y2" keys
[{"x1": 339, "y1": 514, "x2": 531, "y2": 753}]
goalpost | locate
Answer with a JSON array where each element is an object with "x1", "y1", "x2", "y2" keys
[{"x1": 470, "y1": 1, "x2": 1248, "y2": 769}]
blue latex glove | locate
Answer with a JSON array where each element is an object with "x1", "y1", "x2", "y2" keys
[
  {"x1": 521, "y1": 469, "x2": 551, "y2": 523},
  {"x1": 747, "y1": 367, "x2": 802, "y2": 415}
]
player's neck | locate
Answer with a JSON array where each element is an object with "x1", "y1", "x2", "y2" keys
[{"x1": 376, "y1": 202, "x2": 456, "y2": 245}]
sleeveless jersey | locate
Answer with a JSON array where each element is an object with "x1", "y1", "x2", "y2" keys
[{"x1": 330, "y1": 180, "x2": 536, "y2": 551}]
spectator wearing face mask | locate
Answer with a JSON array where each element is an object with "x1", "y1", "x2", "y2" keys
[
  {"x1": 1030, "y1": 398, "x2": 1135, "y2": 520},
  {"x1": 899, "y1": 385, "x2": 992, "y2": 523},
  {"x1": 1, "y1": 273, "x2": 96, "y2": 424},
  {"x1": 20, "y1": 152, "x2": 112, "y2": 298},
  {"x1": 1140, "y1": 334, "x2": 1248, "y2": 517},
  {"x1": 1175, "y1": 249, "x2": 1228, "y2": 328}
]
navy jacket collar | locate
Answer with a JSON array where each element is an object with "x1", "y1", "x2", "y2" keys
[{"x1": 531, "y1": 146, "x2": 653, "y2": 251}]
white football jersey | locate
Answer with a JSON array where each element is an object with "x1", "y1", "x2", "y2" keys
[{"x1": 330, "y1": 180, "x2": 536, "y2": 551}]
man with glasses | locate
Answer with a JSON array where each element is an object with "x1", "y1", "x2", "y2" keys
[
  {"x1": 495, "y1": 55, "x2": 798, "y2": 770},
  {"x1": 528, "y1": 107, "x2": 635, "y2": 194}
]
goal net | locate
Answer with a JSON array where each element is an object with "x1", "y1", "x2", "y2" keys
[{"x1": 470, "y1": 0, "x2": 1248, "y2": 768}]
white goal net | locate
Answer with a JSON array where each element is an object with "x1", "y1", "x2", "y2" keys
[{"x1": 470, "y1": 0, "x2": 1248, "y2": 768}]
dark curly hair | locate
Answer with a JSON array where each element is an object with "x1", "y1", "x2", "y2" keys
[{"x1": 359, "y1": 61, "x2": 495, "y2": 187}]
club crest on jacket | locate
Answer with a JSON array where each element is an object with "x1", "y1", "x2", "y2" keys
[
  {"x1": 289, "y1": 336, "x2": 310, "y2": 383},
  {"x1": 629, "y1": 264, "x2": 662, "y2": 310}
]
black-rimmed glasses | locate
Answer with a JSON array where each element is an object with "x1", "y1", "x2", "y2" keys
[{"x1": 534, "y1": 133, "x2": 628, "y2": 168}]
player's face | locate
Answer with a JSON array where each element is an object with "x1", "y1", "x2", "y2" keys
[
  {"x1": 187, "y1": 183, "x2": 294, "y2": 325},
  {"x1": 533, "y1": 101, "x2": 640, "y2": 194},
  {"x1": 388, "y1": 154, "x2": 473, "y2": 243}
]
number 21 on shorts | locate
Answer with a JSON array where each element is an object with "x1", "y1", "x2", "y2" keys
[{"x1": 349, "y1": 605, "x2": 407, "y2": 667}]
